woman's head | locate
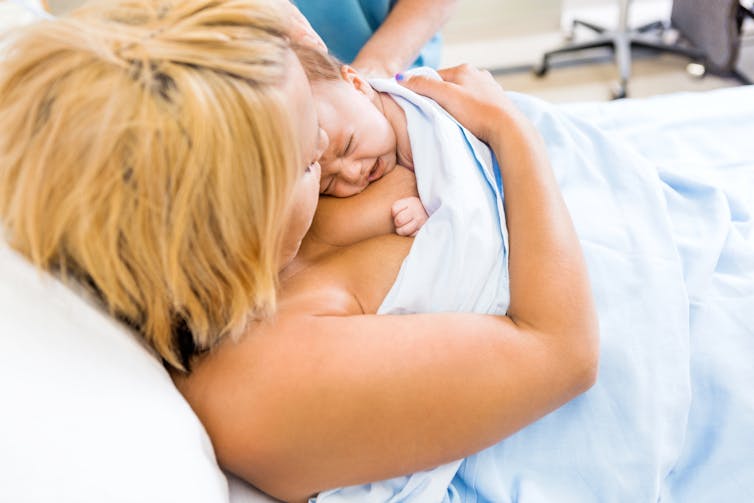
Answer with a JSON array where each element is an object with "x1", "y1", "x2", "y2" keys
[
  {"x1": 296, "y1": 46, "x2": 398, "y2": 197},
  {"x1": 0, "y1": 0, "x2": 321, "y2": 370}
]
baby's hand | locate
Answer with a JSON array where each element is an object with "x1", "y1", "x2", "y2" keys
[{"x1": 391, "y1": 197, "x2": 428, "y2": 237}]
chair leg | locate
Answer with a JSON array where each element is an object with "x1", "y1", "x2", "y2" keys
[
  {"x1": 732, "y1": 5, "x2": 754, "y2": 84},
  {"x1": 543, "y1": 36, "x2": 616, "y2": 60},
  {"x1": 630, "y1": 39, "x2": 705, "y2": 60},
  {"x1": 573, "y1": 19, "x2": 608, "y2": 34},
  {"x1": 614, "y1": 32, "x2": 631, "y2": 99},
  {"x1": 534, "y1": 36, "x2": 615, "y2": 77},
  {"x1": 635, "y1": 20, "x2": 665, "y2": 33},
  {"x1": 535, "y1": 36, "x2": 615, "y2": 77},
  {"x1": 730, "y1": 69, "x2": 753, "y2": 85}
]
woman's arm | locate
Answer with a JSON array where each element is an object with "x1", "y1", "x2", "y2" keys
[
  {"x1": 178, "y1": 310, "x2": 597, "y2": 502},
  {"x1": 309, "y1": 165, "x2": 418, "y2": 246},
  {"x1": 175, "y1": 67, "x2": 598, "y2": 502},
  {"x1": 400, "y1": 65, "x2": 599, "y2": 353},
  {"x1": 352, "y1": 0, "x2": 458, "y2": 76}
]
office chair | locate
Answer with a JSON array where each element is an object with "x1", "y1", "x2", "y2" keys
[
  {"x1": 534, "y1": 0, "x2": 704, "y2": 99},
  {"x1": 671, "y1": 0, "x2": 753, "y2": 84}
]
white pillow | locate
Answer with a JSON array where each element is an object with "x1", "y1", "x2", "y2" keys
[
  {"x1": 0, "y1": 9, "x2": 280, "y2": 500},
  {"x1": 0, "y1": 240, "x2": 229, "y2": 502},
  {"x1": 0, "y1": 1, "x2": 47, "y2": 44}
]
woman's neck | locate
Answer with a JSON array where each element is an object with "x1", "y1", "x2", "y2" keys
[
  {"x1": 375, "y1": 91, "x2": 413, "y2": 169},
  {"x1": 278, "y1": 224, "x2": 338, "y2": 284}
]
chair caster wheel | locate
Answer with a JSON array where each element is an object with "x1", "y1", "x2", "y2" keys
[
  {"x1": 533, "y1": 63, "x2": 549, "y2": 78},
  {"x1": 611, "y1": 83, "x2": 627, "y2": 100},
  {"x1": 686, "y1": 62, "x2": 706, "y2": 79}
]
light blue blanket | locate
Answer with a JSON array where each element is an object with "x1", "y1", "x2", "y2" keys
[{"x1": 315, "y1": 77, "x2": 754, "y2": 502}]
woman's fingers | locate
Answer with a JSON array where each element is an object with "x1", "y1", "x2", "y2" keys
[
  {"x1": 398, "y1": 72, "x2": 448, "y2": 98},
  {"x1": 399, "y1": 65, "x2": 512, "y2": 144},
  {"x1": 436, "y1": 64, "x2": 476, "y2": 85},
  {"x1": 399, "y1": 74, "x2": 463, "y2": 119}
]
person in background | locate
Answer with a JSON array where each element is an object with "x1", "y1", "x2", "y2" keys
[{"x1": 295, "y1": 0, "x2": 458, "y2": 76}]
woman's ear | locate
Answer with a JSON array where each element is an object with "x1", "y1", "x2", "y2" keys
[{"x1": 340, "y1": 65, "x2": 376, "y2": 99}]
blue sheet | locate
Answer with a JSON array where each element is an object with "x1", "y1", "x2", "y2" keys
[{"x1": 314, "y1": 81, "x2": 754, "y2": 502}]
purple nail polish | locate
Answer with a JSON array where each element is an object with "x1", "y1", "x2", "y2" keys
[{"x1": 395, "y1": 73, "x2": 404, "y2": 82}]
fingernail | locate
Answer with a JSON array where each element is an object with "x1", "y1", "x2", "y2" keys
[{"x1": 395, "y1": 73, "x2": 404, "y2": 82}]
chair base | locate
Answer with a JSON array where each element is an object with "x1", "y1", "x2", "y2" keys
[{"x1": 534, "y1": 18, "x2": 705, "y2": 99}]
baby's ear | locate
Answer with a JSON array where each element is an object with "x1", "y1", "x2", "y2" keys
[{"x1": 340, "y1": 65, "x2": 376, "y2": 99}]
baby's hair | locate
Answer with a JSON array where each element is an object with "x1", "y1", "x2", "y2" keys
[
  {"x1": 0, "y1": 0, "x2": 299, "y2": 372},
  {"x1": 294, "y1": 43, "x2": 343, "y2": 82}
]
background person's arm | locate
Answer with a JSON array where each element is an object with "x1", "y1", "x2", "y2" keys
[{"x1": 352, "y1": 0, "x2": 458, "y2": 76}]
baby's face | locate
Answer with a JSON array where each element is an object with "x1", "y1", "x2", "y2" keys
[{"x1": 311, "y1": 71, "x2": 397, "y2": 197}]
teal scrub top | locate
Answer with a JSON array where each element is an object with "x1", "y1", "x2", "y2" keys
[{"x1": 295, "y1": 0, "x2": 441, "y2": 69}]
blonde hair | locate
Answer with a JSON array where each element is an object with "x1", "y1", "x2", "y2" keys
[{"x1": 0, "y1": 0, "x2": 300, "y2": 371}]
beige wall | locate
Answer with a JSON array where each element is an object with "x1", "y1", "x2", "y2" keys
[
  {"x1": 49, "y1": 0, "x2": 563, "y2": 42},
  {"x1": 50, "y1": 0, "x2": 676, "y2": 38},
  {"x1": 48, "y1": 0, "x2": 81, "y2": 14},
  {"x1": 443, "y1": 0, "x2": 562, "y2": 43}
]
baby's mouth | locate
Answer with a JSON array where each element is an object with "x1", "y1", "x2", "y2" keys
[{"x1": 368, "y1": 157, "x2": 384, "y2": 182}]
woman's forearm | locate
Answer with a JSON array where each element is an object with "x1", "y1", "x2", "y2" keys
[
  {"x1": 399, "y1": 65, "x2": 598, "y2": 376},
  {"x1": 352, "y1": 0, "x2": 458, "y2": 75},
  {"x1": 491, "y1": 112, "x2": 598, "y2": 366}
]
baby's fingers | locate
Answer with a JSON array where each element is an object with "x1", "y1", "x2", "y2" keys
[
  {"x1": 396, "y1": 219, "x2": 420, "y2": 237},
  {"x1": 391, "y1": 198, "x2": 411, "y2": 217},
  {"x1": 393, "y1": 207, "x2": 413, "y2": 228}
]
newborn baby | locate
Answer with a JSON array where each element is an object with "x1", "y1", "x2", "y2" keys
[{"x1": 297, "y1": 46, "x2": 429, "y2": 238}]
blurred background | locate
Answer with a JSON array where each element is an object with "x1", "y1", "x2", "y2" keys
[
  {"x1": 440, "y1": 0, "x2": 754, "y2": 102},
  {"x1": 12, "y1": 0, "x2": 754, "y2": 103}
]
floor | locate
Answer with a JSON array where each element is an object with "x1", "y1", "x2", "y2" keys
[{"x1": 489, "y1": 49, "x2": 752, "y2": 103}]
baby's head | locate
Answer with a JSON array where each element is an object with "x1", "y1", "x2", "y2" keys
[{"x1": 296, "y1": 46, "x2": 397, "y2": 197}]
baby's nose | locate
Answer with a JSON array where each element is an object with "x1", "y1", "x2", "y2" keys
[{"x1": 341, "y1": 162, "x2": 363, "y2": 183}]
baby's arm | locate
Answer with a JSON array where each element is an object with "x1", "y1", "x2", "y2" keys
[
  {"x1": 391, "y1": 196, "x2": 428, "y2": 237},
  {"x1": 310, "y1": 165, "x2": 419, "y2": 246}
]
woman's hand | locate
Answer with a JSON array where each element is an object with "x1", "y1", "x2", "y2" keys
[
  {"x1": 280, "y1": 1, "x2": 327, "y2": 52},
  {"x1": 399, "y1": 64, "x2": 523, "y2": 146}
]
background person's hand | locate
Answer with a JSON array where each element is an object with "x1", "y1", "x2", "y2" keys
[
  {"x1": 399, "y1": 64, "x2": 525, "y2": 146},
  {"x1": 281, "y1": 1, "x2": 327, "y2": 52}
]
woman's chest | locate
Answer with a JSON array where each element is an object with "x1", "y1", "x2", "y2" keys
[{"x1": 278, "y1": 234, "x2": 413, "y2": 316}]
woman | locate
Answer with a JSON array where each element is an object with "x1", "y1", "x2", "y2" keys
[{"x1": 0, "y1": 0, "x2": 597, "y2": 501}]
